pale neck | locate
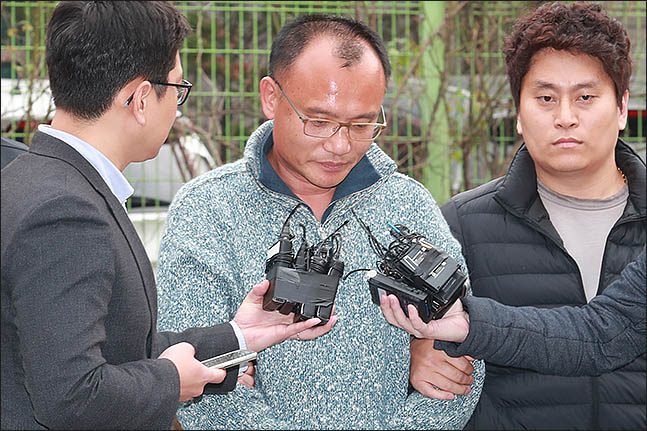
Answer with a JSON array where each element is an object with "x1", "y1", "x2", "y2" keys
[{"x1": 51, "y1": 112, "x2": 128, "y2": 170}]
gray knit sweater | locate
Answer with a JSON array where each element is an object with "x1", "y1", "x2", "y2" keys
[{"x1": 156, "y1": 120, "x2": 484, "y2": 429}]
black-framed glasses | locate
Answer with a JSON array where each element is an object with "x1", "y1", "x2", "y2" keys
[
  {"x1": 124, "y1": 78, "x2": 192, "y2": 107},
  {"x1": 273, "y1": 78, "x2": 387, "y2": 142}
]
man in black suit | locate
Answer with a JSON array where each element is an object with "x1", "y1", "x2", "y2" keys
[{"x1": 0, "y1": 2, "x2": 334, "y2": 429}]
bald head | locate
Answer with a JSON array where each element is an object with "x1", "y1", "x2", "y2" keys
[{"x1": 269, "y1": 14, "x2": 391, "y2": 84}]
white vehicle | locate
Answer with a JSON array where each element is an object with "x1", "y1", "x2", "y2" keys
[
  {"x1": 1, "y1": 77, "x2": 54, "y2": 131},
  {"x1": 2, "y1": 77, "x2": 213, "y2": 270}
]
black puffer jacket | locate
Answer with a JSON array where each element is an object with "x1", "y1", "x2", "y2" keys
[{"x1": 441, "y1": 140, "x2": 646, "y2": 430}]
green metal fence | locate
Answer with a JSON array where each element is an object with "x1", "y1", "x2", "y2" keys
[
  {"x1": 2, "y1": 1, "x2": 645, "y2": 208},
  {"x1": 443, "y1": 1, "x2": 646, "y2": 194}
]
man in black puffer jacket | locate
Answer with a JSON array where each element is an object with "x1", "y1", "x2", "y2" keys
[{"x1": 409, "y1": 3, "x2": 646, "y2": 429}]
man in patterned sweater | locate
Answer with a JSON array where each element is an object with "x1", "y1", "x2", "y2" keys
[{"x1": 156, "y1": 14, "x2": 484, "y2": 430}]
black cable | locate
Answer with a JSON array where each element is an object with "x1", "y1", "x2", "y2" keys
[
  {"x1": 281, "y1": 202, "x2": 307, "y2": 233},
  {"x1": 316, "y1": 219, "x2": 349, "y2": 255},
  {"x1": 351, "y1": 209, "x2": 388, "y2": 260},
  {"x1": 342, "y1": 267, "x2": 373, "y2": 280}
]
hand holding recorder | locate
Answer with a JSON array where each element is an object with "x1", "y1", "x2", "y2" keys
[
  {"x1": 162, "y1": 279, "x2": 337, "y2": 402},
  {"x1": 380, "y1": 293, "x2": 469, "y2": 342},
  {"x1": 233, "y1": 279, "x2": 338, "y2": 351}
]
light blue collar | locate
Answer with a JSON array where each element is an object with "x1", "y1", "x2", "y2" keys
[{"x1": 38, "y1": 124, "x2": 134, "y2": 210}]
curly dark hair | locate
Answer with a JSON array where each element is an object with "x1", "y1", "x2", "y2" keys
[{"x1": 503, "y1": 2, "x2": 632, "y2": 110}]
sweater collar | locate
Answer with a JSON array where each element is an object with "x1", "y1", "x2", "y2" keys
[
  {"x1": 246, "y1": 120, "x2": 395, "y2": 220},
  {"x1": 258, "y1": 130, "x2": 381, "y2": 201}
]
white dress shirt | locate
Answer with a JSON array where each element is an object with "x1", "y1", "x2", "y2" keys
[{"x1": 38, "y1": 124, "x2": 134, "y2": 210}]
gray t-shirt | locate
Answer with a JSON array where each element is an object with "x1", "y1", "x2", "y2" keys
[{"x1": 537, "y1": 180, "x2": 628, "y2": 302}]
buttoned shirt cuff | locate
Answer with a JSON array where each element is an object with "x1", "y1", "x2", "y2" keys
[{"x1": 229, "y1": 320, "x2": 249, "y2": 376}]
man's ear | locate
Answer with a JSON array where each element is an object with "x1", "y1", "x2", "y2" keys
[
  {"x1": 129, "y1": 81, "x2": 153, "y2": 126},
  {"x1": 618, "y1": 89, "x2": 629, "y2": 131},
  {"x1": 516, "y1": 112, "x2": 523, "y2": 136},
  {"x1": 259, "y1": 76, "x2": 278, "y2": 120}
]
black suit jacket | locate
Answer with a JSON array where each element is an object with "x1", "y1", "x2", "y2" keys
[{"x1": 1, "y1": 131, "x2": 239, "y2": 429}]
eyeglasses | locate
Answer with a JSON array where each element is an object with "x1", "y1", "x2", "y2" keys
[
  {"x1": 124, "y1": 78, "x2": 192, "y2": 107},
  {"x1": 273, "y1": 79, "x2": 387, "y2": 142}
]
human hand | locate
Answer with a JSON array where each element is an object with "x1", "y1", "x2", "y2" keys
[
  {"x1": 379, "y1": 294, "x2": 469, "y2": 342},
  {"x1": 409, "y1": 338, "x2": 474, "y2": 400},
  {"x1": 233, "y1": 280, "x2": 338, "y2": 352},
  {"x1": 159, "y1": 342, "x2": 226, "y2": 402},
  {"x1": 237, "y1": 362, "x2": 255, "y2": 388}
]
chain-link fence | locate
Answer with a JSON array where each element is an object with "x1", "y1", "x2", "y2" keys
[{"x1": 2, "y1": 1, "x2": 645, "y2": 264}]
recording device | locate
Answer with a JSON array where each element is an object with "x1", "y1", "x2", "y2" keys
[
  {"x1": 366, "y1": 271, "x2": 439, "y2": 322},
  {"x1": 201, "y1": 349, "x2": 257, "y2": 370},
  {"x1": 263, "y1": 204, "x2": 347, "y2": 325},
  {"x1": 354, "y1": 214, "x2": 468, "y2": 322}
]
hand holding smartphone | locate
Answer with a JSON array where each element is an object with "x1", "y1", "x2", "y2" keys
[{"x1": 190, "y1": 349, "x2": 258, "y2": 400}]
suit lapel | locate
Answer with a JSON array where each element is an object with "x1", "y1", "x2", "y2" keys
[{"x1": 29, "y1": 132, "x2": 158, "y2": 337}]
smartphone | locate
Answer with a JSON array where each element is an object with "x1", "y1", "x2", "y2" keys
[{"x1": 201, "y1": 349, "x2": 257, "y2": 369}]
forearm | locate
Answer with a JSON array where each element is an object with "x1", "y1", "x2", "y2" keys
[
  {"x1": 154, "y1": 324, "x2": 240, "y2": 393},
  {"x1": 438, "y1": 251, "x2": 646, "y2": 375},
  {"x1": 34, "y1": 360, "x2": 181, "y2": 429},
  {"x1": 438, "y1": 286, "x2": 645, "y2": 375},
  {"x1": 388, "y1": 359, "x2": 485, "y2": 430}
]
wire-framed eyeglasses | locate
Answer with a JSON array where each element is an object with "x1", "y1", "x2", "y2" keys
[
  {"x1": 124, "y1": 79, "x2": 192, "y2": 107},
  {"x1": 273, "y1": 79, "x2": 387, "y2": 142}
]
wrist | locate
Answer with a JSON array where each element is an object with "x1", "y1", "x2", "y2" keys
[
  {"x1": 458, "y1": 298, "x2": 470, "y2": 343},
  {"x1": 229, "y1": 320, "x2": 248, "y2": 350}
]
